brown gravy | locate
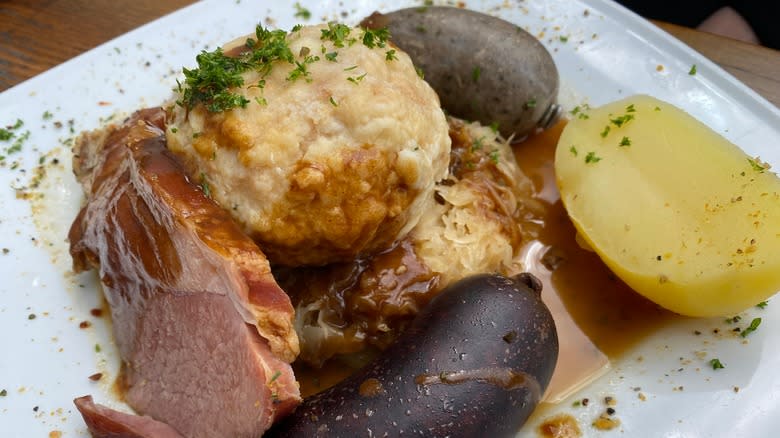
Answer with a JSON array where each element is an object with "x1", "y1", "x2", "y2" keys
[
  {"x1": 293, "y1": 120, "x2": 681, "y2": 400},
  {"x1": 514, "y1": 121, "x2": 678, "y2": 359}
]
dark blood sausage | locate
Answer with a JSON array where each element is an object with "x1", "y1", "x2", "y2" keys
[
  {"x1": 362, "y1": 6, "x2": 561, "y2": 139},
  {"x1": 267, "y1": 273, "x2": 558, "y2": 438}
]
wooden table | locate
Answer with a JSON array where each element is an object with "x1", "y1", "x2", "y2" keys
[{"x1": 2, "y1": 0, "x2": 779, "y2": 108}]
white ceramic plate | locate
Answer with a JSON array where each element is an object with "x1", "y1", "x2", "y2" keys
[{"x1": 1, "y1": 0, "x2": 779, "y2": 436}]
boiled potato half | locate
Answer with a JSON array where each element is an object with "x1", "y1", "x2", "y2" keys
[{"x1": 555, "y1": 95, "x2": 780, "y2": 317}]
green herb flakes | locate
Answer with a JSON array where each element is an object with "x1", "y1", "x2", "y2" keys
[
  {"x1": 176, "y1": 25, "x2": 294, "y2": 112},
  {"x1": 740, "y1": 317, "x2": 762, "y2": 337},
  {"x1": 600, "y1": 125, "x2": 611, "y2": 138},
  {"x1": 689, "y1": 64, "x2": 697, "y2": 75},
  {"x1": 329, "y1": 96, "x2": 338, "y2": 107},
  {"x1": 385, "y1": 49, "x2": 397, "y2": 61},
  {"x1": 756, "y1": 300, "x2": 769, "y2": 309},
  {"x1": 293, "y1": 3, "x2": 311, "y2": 20},
  {"x1": 321, "y1": 22, "x2": 354, "y2": 48},
  {"x1": 472, "y1": 136, "x2": 485, "y2": 151},
  {"x1": 199, "y1": 173, "x2": 212, "y2": 198},
  {"x1": 610, "y1": 114, "x2": 634, "y2": 128},
  {"x1": 569, "y1": 145, "x2": 578, "y2": 156},
  {"x1": 585, "y1": 151, "x2": 601, "y2": 164},
  {"x1": 361, "y1": 27, "x2": 390, "y2": 49},
  {"x1": 472, "y1": 66, "x2": 481, "y2": 82},
  {"x1": 347, "y1": 73, "x2": 367, "y2": 84},
  {"x1": 0, "y1": 119, "x2": 24, "y2": 141},
  {"x1": 725, "y1": 315, "x2": 742, "y2": 324},
  {"x1": 709, "y1": 358, "x2": 725, "y2": 370},
  {"x1": 619, "y1": 136, "x2": 631, "y2": 147},
  {"x1": 747, "y1": 158, "x2": 767, "y2": 173}
]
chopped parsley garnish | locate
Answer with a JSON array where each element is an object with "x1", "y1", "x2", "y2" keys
[
  {"x1": 585, "y1": 151, "x2": 601, "y2": 163},
  {"x1": 756, "y1": 300, "x2": 769, "y2": 309},
  {"x1": 329, "y1": 96, "x2": 338, "y2": 106},
  {"x1": 0, "y1": 389, "x2": 6, "y2": 397},
  {"x1": 489, "y1": 121, "x2": 500, "y2": 134},
  {"x1": 176, "y1": 23, "x2": 392, "y2": 112},
  {"x1": 270, "y1": 370, "x2": 282, "y2": 382},
  {"x1": 740, "y1": 317, "x2": 761, "y2": 337},
  {"x1": 320, "y1": 22, "x2": 355, "y2": 48},
  {"x1": 619, "y1": 136, "x2": 631, "y2": 147},
  {"x1": 287, "y1": 54, "x2": 320, "y2": 82},
  {"x1": 747, "y1": 158, "x2": 767, "y2": 173},
  {"x1": 489, "y1": 150, "x2": 500, "y2": 164},
  {"x1": 625, "y1": 104, "x2": 636, "y2": 113},
  {"x1": 7, "y1": 130, "x2": 30, "y2": 155},
  {"x1": 347, "y1": 73, "x2": 367, "y2": 84},
  {"x1": 689, "y1": 64, "x2": 697, "y2": 75},
  {"x1": 600, "y1": 125, "x2": 611, "y2": 138},
  {"x1": 42, "y1": 111, "x2": 53, "y2": 120},
  {"x1": 0, "y1": 119, "x2": 24, "y2": 141},
  {"x1": 472, "y1": 66, "x2": 481, "y2": 82},
  {"x1": 472, "y1": 136, "x2": 485, "y2": 151},
  {"x1": 415, "y1": 67, "x2": 425, "y2": 79},
  {"x1": 570, "y1": 104, "x2": 592, "y2": 120},
  {"x1": 176, "y1": 25, "x2": 293, "y2": 112},
  {"x1": 559, "y1": 35, "x2": 569, "y2": 43},
  {"x1": 95, "y1": 344, "x2": 102, "y2": 353},
  {"x1": 293, "y1": 3, "x2": 311, "y2": 20},
  {"x1": 610, "y1": 114, "x2": 634, "y2": 127},
  {"x1": 361, "y1": 27, "x2": 390, "y2": 49},
  {"x1": 525, "y1": 98, "x2": 537, "y2": 109},
  {"x1": 199, "y1": 173, "x2": 212, "y2": 197},
  {"x1": 709, "y1": 358, "x2": 725, "y2": 370},
  {"x1": 725, "y1": 315, "x2": 742, "y2": 324},
  {"x1": 569, "y1": 145, "x2": 578, "y2": 156}
]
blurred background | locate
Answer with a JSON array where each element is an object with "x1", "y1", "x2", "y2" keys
[{"x1": 617, "y1": 1, "x2": 780, "y2": 49}]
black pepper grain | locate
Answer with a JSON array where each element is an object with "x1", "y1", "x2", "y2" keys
[{"x1": 606, "y1": 407, "x2": 615, "y2": 415}]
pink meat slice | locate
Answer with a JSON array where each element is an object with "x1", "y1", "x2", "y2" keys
[
  {"x1": 74, "y1": 395, "x2": 183, "y2": 438},
  {"x1": 68, "y1": 108, "x2": 301, "y2": 437}
]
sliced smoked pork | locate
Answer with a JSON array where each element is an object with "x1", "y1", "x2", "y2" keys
[{"x1": 68, "y1": 108, "x2": 300, "y2": 437}]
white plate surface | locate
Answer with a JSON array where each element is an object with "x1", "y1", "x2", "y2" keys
[{"x1": 1, "y1": 0, "x2": 779, "y2": 436}]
